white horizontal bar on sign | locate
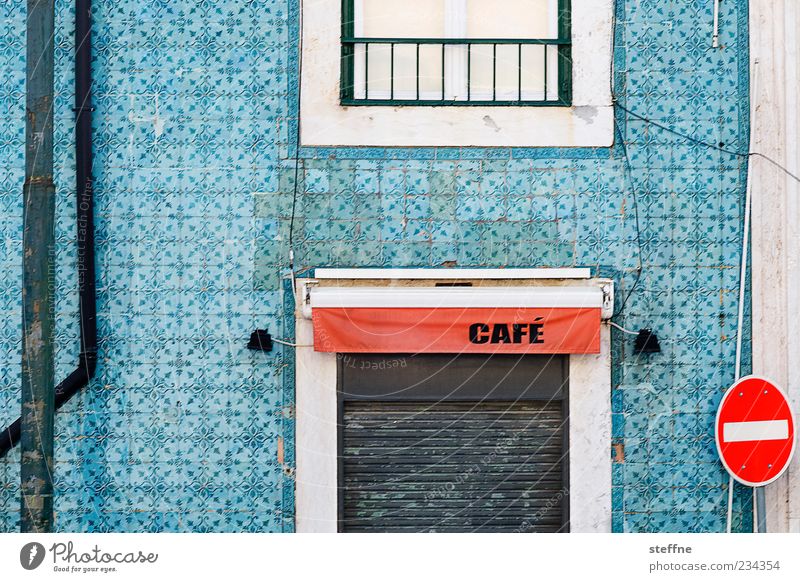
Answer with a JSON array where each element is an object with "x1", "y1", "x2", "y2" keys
[
  {"x1": 723, "y1": 419, "x2": 789, "y2": 443},
  {"x1": 309, "y1": 286, "x2": 604, "y2": 309},
  {"x1": 313, "y1": 268, "x2": 591, "y2": 280}
]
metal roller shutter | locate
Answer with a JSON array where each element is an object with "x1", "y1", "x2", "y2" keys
[{"x1": 339, "y1": 354, "x2": 568, "y2": 533}]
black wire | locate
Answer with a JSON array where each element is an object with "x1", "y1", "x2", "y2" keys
[
  {"x1": 611, "y1": 99, "x2": 800, "y2": 318},
  {"x1": 283, "y1": 0, "x2": 798, "y2": 309},
  {"x1": 612, "y1": 108, "x2": 643, "y2": 319},
  {"x1": 287, "y1": 2, "x2": 304, "y2": 270},
  {"x1": 607, "y1": 2, "x2": 645, "y2": 320},
  {"x1": 615, "y1": 101, "x2": 800, "y2": 184},
  {"x1": 607, "y1": 2, "x2": 795, "y2": 319}
]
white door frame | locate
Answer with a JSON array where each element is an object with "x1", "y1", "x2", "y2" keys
[{"x1": 294, "y1": 270, "x2": 613, "y2": 532}]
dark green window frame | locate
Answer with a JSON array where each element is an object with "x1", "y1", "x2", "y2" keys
[{"x1": 340, "y1": 0, "x2": 572, "y2": 106}]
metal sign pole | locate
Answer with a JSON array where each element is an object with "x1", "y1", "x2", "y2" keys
[
  {"x1": 755, "y1": 487, "x2": 767, "y2": 532},
  {"x1": 712, "y1": 0, "x2": 721, "y2": 47}
]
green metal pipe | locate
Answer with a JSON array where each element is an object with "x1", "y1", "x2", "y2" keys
[{"x1": 21, "y1": 0, "x2": 56, "y2": 533}]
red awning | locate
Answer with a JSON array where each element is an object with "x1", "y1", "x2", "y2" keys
[{"x1": 309, "y1": 287, "x2": 603, "y2": 354}]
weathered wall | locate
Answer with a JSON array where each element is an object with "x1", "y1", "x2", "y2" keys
[
  {"x1": 1, "y1": 0, "x2": 295, "y2": 532},
  {"x1": 750, "y1": 0, "x2": 800, "y2": 533},
  {"x1": 0, "y1": 0, "x2": 753, "y2": 532}
]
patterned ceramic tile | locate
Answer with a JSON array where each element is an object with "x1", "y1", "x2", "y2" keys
[{"x1": 0, "y1": 0, "x2": 752, "y2": 532}]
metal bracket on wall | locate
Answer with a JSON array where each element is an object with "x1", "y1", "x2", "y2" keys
[
  {"x1": 600, "y1": 281, "x2": 615, "y2": 319},
  {"x1": 299, "y1": 280, "x2": 318, "y2": 319}
]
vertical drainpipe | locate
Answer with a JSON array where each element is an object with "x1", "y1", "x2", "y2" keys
[
  {"x1": 21, "y1": 0, "x2": 57, "y2": 533},
  {"x1": 0, "y1": 0, "x2": 98, "y2": 461},
  {"x1": 73, "y1": 0, "x2": 97, "y2": 401}
]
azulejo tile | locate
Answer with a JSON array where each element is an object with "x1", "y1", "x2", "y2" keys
[{"x1": 0, "y1": 0, "x2": 752, "y2": 533}]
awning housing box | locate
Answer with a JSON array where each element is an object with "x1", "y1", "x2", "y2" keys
[{"x1": 300, "y1": 269, "x2": 613, "y2": 355}]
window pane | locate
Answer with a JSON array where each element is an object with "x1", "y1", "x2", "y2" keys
[
  {"x1": 494, "y1": 44, "x2": 520, "y2": 100},
  {"x1": 359, "y1": 0, "x2": 557, "y2": 39},
  {"x1": 360, "y1": 0, "x2": 445, "y2": 37},
  {"x1": 445, "y1": 45, "x2": 468, "y2": 100},
  {"x1": 352, "y1": 1, "x2": 562, "y2": 102},
  {"x1": 468, "y1": 45, "x2": 493, "y2": 100},
  {"x1": 467, "y1": 43, "x2": 554, "y2": 102},
  {"x1": 353, "y1": 44, "x2": 366, "y2": 99},
  {"x1": 366, "y1": 43, "x2": 392, "y2": 99},
  {"x1": 393, "y1": 44, "x2": 419, "y2": 99},
  {"x1": 518, "y1": 44, "x2": 559, "y2": 100},
  {"x1": 520, "y1": 44, "x2": 544, "y2": 100},
  {"x1": 418, "y1": 44, "x2": 444, "y2": 100},
  {"x1": 467, "y1": 0, "x2": 557, "y2": 39}
]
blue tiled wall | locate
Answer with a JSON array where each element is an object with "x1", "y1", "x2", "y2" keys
[{"x1": 0, "y1": 0, "x2": 752, "y2": 532}]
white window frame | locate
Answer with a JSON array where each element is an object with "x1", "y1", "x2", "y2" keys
[
  {"x1": 300, "y1": 0, "x2": 614, "y2": 148},
  {"x1": 294, "y1": 269, "x2": 613, "y2": 532}
]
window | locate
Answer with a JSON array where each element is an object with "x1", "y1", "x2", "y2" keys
[
  {"x1": 341, "y1": 0, "x2": 572, "y2": 105},
  {"x1": 300, "y1": 0, "x2": 613, "y2": 148}
]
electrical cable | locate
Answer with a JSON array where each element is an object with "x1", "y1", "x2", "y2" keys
[
  {"x1": 611, "y1": 22, "x2": 788, "y2": 544},
  {"x1": 253, "y1": 1, "x2": 305, "y2": 356},
  {"x1": 611, "y1": 109, "x2": 643, "y2": 319},
  {"x1": 272, "y1": 338, "x2": 314, "y2": 348},
  {"x1": 606, "y1": 321, "x2": 640, "y2": 336},
  {"x1": 609, "y1": 0, "x2": 782, "y2": 536},
  {"x1": 615, "y1": 101, "x2": 800, "y2": 184},
  {"x1": 287, "y1": 0, "x2": 304, "y2": 270},
  {"x1": 280, "y1": 0, "x2": 304, "y2": 347},
  {"x1": 608, "y1": 1, "x2": 643, "y2": 321}
]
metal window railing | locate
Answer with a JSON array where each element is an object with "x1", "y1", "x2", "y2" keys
[
  {"x1": 340, "y1": 0, "x2": 573, "y2": 106},
  {"x1": 340, "y1": 37, "x2": 572, "y2": 106}
]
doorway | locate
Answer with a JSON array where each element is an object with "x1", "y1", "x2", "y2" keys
[{"x1": 337, "y1": 353, "x2": 569, "y2": 532}]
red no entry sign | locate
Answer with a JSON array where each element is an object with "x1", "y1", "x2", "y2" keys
[{"x1": 715, "y1": 376, "x2": 796, "y2": 487}]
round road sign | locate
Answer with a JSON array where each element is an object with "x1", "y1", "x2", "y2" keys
[{"x1": 715, "y1": 375, "x2": 796, "y2": 487}]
